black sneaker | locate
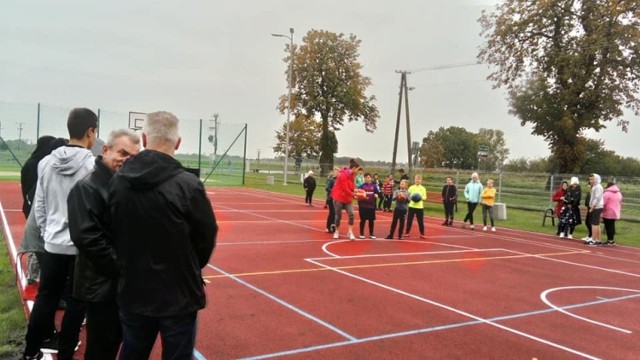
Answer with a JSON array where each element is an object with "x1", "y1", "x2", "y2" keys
[
  {"x1": 41, "y1": 331, "x2": 59, "y2": 353},
  {"x1": 330, "y1": 224, "x2": 336, "y2": 233},
  {"x1": 606, "y1": 240, "x2": 616, "y2": 246},
  {"x1": 585, "y1": 240, "x2": 603, "y2": 246},
  {"x1": 23, "y1": 351, "x2": 43, "y2": 360},
  {"x1": 385, "y1": 235, "x2": 393, "y2": 239}
]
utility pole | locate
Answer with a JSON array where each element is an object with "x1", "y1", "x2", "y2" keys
[
  {"x1": 209, "y1": 113, "x2": 219, "y2": 159},
  {"x1": 17, "y1": 122, "x2": 24, "y2": 150},
  {"x1": 391, "y1": 71, "x2": 414, "y2": 176}
]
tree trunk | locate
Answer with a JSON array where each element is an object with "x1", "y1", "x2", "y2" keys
[{"x1": 319, "y1": 115, "x2": 333, "y2": 177}]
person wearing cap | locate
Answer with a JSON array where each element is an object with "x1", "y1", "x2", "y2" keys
[{"x1": 303, "y1": 170, "x2": 317, "y2": 207}]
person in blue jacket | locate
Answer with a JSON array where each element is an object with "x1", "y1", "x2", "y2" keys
[{"x1": 462, "y1": 172, "x2": 483, "y2": 230}]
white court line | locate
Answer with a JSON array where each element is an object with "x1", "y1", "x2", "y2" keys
[
  {"x1": 502, "y1": 248, "x2": 640, "y2": 278},
  {"x1": 541, "y1": 286, "x2": 640, "y2": 333},
  {"x1": 207, "y1": 264, "x2": 356, "y2": 341},
  {"x1": 0, "y1": 201, "x2": 33, "y2": 311},
  {"x1": 305, "y1": 258, "x2": 599, "y2": 360},
  {"x1": 315, "y1": 247, "x2": 506, "y2": 260}
]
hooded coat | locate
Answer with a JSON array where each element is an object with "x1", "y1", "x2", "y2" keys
[
  {"x1": 107, "y1": 150, "x2": 218, "y2": 316},
  {"x1": 34, "y1": 145, "x2": 95, "y2": 255},
  {"x1": 589, "y1": 174, "x2": 604, "y2": 209},
  {"x1": 603, "y1": 185, "x2": 623, "y2": 220}
]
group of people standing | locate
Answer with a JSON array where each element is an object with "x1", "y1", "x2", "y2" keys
[
  {"x1": 19, "y1": 109, "x2": 218, "y2": 360},
  {"x1": 448, "y1": 172, "x2": 498, "y2": 232},
  {"x1": 323, "y1": 161, "x2": 427, "y2": 241},
  {"x1": 553, "y1": 174, "x2": 623, "y2": 246}
]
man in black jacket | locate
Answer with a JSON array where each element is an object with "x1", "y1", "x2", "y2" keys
[
  {"x1": 107, "y1": 111, "x2": 218, "y2": 359},
  {"x1": 67, "y1": 129, "x2": 141, "y2": 359}
]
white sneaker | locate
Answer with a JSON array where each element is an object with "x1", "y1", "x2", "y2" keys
[
  {"x1": 370, "y1": 235, "x2": 376, "y2": 239},
  {"x1": 491, "y1": 227, "x2": 496, "y2": 232},
  {"x1": 348, "y1": 233, "x2": 356, "y2": 241},
  {"x1": 567, "y1": 234, "x2": 573, "y2": 239},
  {"x1": 333, "y1": 231, "x2": 339, "y2": 239},
  {"x1": 559, "y1": 233, "x2": 565, "y2": 238},
  {"x1": 482, "y1": 226, "x2": 487, "y2": 231},
  {"x1": 582, "y1": 236, "x2": 592, "y2": 241},
  {"x1": 470, "y1": 225, "x2": 475, "y2": 230}
]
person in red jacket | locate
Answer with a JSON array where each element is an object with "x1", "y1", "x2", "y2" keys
[
  {"x1": 552, "y1": 181, "x2": 568, "y2": 237},
  {"x1": 330, "y1": 158, "x2": 360, "y2": 240}
]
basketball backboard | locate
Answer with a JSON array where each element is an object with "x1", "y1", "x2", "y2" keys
[{"x1": 128, "y1": 112, "x2": 147, "y2": 131}]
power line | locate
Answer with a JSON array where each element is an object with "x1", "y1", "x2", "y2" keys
[{"x1": 396, "y1": 61, "x2": 480, "y2": 74}]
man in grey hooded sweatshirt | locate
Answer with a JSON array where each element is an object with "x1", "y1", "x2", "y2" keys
[
  {"x1": 23, "y1": 108, "x2": 97, "y2": 360},
  {"x1": 586, "y1": 173, "x2": 604, "y2": 246}
]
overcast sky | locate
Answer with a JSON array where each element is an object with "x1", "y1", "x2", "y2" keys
[{"x1": 1, "y1": 0, "x2": 638, "y2": 163}]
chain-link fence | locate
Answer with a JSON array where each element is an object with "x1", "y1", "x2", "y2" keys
[{"x1": 0, "y1": 102, "x2": 247, "y2": 186}]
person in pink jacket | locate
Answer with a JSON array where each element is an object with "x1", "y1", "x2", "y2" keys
[{"x1": 602, "y1": 181, "x2": 623, "y2": 246}]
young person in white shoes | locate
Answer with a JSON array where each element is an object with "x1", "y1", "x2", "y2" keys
[{"x1": 481, "y1": 179, "x2": 497, "y2": 232}]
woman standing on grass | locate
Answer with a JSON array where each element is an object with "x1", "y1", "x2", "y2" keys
[
  {"x1": 331, "y1": 159, "x2": 360, "y2": 240},
  {"x1": 602, "y1": 181, "x2": 623, "y2": 246}
]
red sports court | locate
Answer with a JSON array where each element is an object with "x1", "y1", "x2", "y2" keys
[{"x1": 2, "y1": 182, "x2": 639, "y2": 359}]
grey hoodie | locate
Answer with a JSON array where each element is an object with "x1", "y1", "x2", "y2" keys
[
  {"x1": 34, "y1": 145, "x2": 95, "y2": 255},
  {"x1": 589, "y1": 173, "x2": 604, "y2": 209}
]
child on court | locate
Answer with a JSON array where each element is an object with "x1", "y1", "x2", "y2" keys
[
  {"x1": 357, "y1": 173, "x2": 380, "y2": 239},
  {"x1": 385, "y1": 180, "x2": 410, "y2": 240},
  {"x1": 405, "y1": 175, "x2": 428, "y2": 239},
  {"x1": 441, "y1": 176, "x2": 457, "y2": 226},
  {"x1": 382, "y1": 174, "x2": 394, "y2": 212},
  {"x1": 481, "y1": 179, "x2": 497, "y2": 231}
]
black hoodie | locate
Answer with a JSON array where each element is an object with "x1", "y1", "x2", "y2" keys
[{"x1": 108, "y1": 150, "x2": 218, "y2": 316}]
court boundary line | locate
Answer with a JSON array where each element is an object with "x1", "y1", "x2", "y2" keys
[
  {"x1": 206, "y1": 263, "x2": 356, "y2": 341},
  {"x1": 242, "y1": 293, "x2": 638, "y2": 359},
  {"x1": 303, "y1": 258, "x2": 599, "y2": 359}
]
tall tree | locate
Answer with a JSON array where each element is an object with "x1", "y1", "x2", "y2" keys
[
  {"x1": 278, "y1": 29, "x2": 379, "y2": 175},
  {"x1": 272, "y1": 114, "x2": 323, "y2": 160},
  {"x1": 478, "y1": 1, "x2": 640, "y2": 173},
  {"x1": 476, "y1": 128, "x2": 510, "y2": 171},
  {"x1": 421, "y1": 127, "x2": 478, "y2": 169}
]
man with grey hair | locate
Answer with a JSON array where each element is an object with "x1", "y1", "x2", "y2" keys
[
  {"x1": 67, "y1": 129, "x2": 141, "y2": 359},
  {"x1": 108, "y1": 111, "x2": 218, "y2": 359}
]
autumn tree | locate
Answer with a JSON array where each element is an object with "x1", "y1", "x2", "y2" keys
[
  {"x1": 277, "y1": 29, "x2": 379, "y2": 175},
  {"x1": 478, "y1": 1, "x2": 640, "y2": 173},
  {"x1": 273, "y1": 114, "x2": 323, "y2": 160},
  {"x1": 476, "y1": 128, "x2": 510, "y2": 171},
  {"x1": 421, "y1": 127, "x2": 477, "y2": 169}
]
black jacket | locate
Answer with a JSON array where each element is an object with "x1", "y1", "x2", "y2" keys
[
  {"x1": 68, "y1": 156, "x2": 118, "y2": 302},
  {"x1": 108, "y1": 150, "x2": 218, "y2": 316}
]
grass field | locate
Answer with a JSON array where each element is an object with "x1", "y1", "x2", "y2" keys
[{"x1": 0, "y1": 231, "x2": 26, "y2": 357}]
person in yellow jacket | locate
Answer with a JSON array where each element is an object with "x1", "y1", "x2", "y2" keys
[
  {"x1": 405, "y1": 175, "x2": 428, "y2": 239},
  {"x1": 481, "y1": 179, "x2": 497, "y2": 231}
]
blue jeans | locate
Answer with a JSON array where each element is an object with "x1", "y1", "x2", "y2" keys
[{"x1": 119, "y1": 309, "x2": 198, "y2": 360}]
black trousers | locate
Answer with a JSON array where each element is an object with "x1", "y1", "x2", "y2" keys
[
  {"x1": 305, "y1": 189, "x2": 315, "y2": 204},
  {"x1": 405, "y1": 208, "x2": 425, "y2": 235},
  {"x1": 388, "y1": 208, "x2": 407, "y2": 238},
  {"x1": 24, "y1": 251, "x2": 85, "y2": 359},
  {"x1": 325, "y1": 198, "x2": 335, "y2": 231},
  {"x1": 603, "y1": 218, "x2": 616, "y2": 240},
  {"x1": 85, "y1": 301, "x2": 122, "y2": 360},
  {"x1": 463, "y1": 202, "x2": 479, "y2": 225},
  {"x1": 443, "y1": 201, "x2": 455, "y2": 222}
]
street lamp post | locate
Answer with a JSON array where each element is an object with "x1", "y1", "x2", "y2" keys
[{"x1": 272, "y1": 28, "x2": 294, "y2": 185}]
